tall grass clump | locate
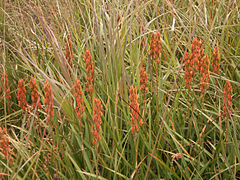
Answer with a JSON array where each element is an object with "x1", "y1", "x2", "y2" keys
[{"x1": 0, "y1": 0, "x2": 240, "y2": 179}]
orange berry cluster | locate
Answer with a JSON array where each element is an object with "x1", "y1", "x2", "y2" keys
[
  {"x1": 149, "y1": 32, "x2": 161, "y2": 63},
  {"x1": 200, "y1": 55, "x2": 210, "y2": 92},
  {"x1": 222, "y1": 80, "x2": 232, "y2": 117},
  {"x1": 74, "y1": 78, "x2": 85, "y2": 118},
  {"x1": 212, "y1": 41, "x2": 220, "y2": 74},
  {"x1": 84, "y1": 50, "x2": 94, "y2": 94},
  {"x1": 140, "y1": 67, "x2": 148, "y2": 96},
  {"x1": 30, "y1": 76, "x2": 42, "y2": 112},
  {"x1": 129, "y1": 85, "x2": 143, "y2": 134},
  {"x1": 17, "y1": 79, "x2": 28, "y2": 111},
  {"x1": 92, "y1": 98, "x2": 102, "y2": 145},
  {"x1": 1, "y1": 72, "x2": 11, "y2": 101},
  {"x1": 0, "y1": 127, "x2": 12, "y2": 163},
  {"x1": 65, "y1": 34, "x2": 73, "y2": 70},
  {"x1": 44, "y1": 80, "x2": 54, "y2": 121}
]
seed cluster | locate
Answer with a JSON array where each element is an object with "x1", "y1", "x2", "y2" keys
[
  {"x1": 149, "y1": 32, "x2": 161, "y2": 63},
  {"x1": 84, "y1": 50, "x2": 94, "y2": 94},
  {"x1": 129, "y1": 85, "x2": 142, "y2": 134},
  {"x1": 17, "y1": 79, "x2": 28, "y2": 111},
  {"x1": 140, "y1": 67, "x2": 148, "y2": 96},
  {"x1": 172, "y1": 153, "x2": 181, "y2": 161},
  {"x1": 30, "y1": 76, "x2": 42, "y2": 112},
  {"x1": 184, "y1": 38, "x2": 205, "y2": 90},
  {"x1": 212, "y1": 41, "x2": 220, "y2": 74},
  {"x1": 191, "y1": 38, "x2": 204, "y2": 72},
  {"x1": 222, "y1": 80, "x2": 232, "y2": 117},
  {"x1": 199, "y1": 55, "x2": 210, "y2": 92},
  {"x1": 92, "y1": 98, "x2": 102, "y2": 145},
  {"x1": 65, "y1": 34, "x2": 73, "y2": 71},
  {"x1": 74, "y1": 78, "x2": 85, "y2": 119},
  {"x1": 44, "y1": 80, "x2": 54, "y2": 121},
  {"x1": 184, "y1": 52, "x2": 193, "y2": 90},
  {"x1": 0, "y1": 127, "x2": 12, "y2": 163}
]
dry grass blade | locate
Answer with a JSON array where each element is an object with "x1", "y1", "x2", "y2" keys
[{"x1": 34, "y1": 7, "x2": 72, "y2": 88}]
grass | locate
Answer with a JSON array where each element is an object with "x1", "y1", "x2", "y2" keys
[{"x1": 0, "y1": 0, "x2": 240, "y2": 179}]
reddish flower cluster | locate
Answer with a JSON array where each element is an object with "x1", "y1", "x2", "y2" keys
[
  {"x1": 1, "y1": 72, "x2": 11, "y2": 101},
  {"x1": 0, "y1": 127, "x2": 12, "y2": 163},
  {"x1": 44, "y1": 80, "x2": 54, "y2": 121},
  {"x1": 84, "y1": 50, "x2": 94, "y2": 94},
  {"x1": 212, "y1": 41, "x2": 220, "y2": 74},
  {"x1": 17, "y1": 79, "x2": 28, "y2": 111},
  {"x1": 65, "y1": 34, "x2": 73, "y2": 71},
  {"x1": 184, "y1": 52, "x2": 193, "y2": 90},
  {"x1": 149, "y1": 31, "x2": 161, "y2": 63},
  {"x1": 74, "y1": 78, "x2": 85, "y2": 118},
  {"x1": 30, "y1": 76, "x2": 42, "y2": 112},
  {"x1": 222, "y1": 81, "x2": 232, "y2": 117},
  {"x1": 129, "y1": 85, "x2": 143, "y2": 134},
  {"x1": 184, "y1": 38, "x2": 204, "y2": 90},
  {"x1": 140, "y1": 67, "x2": 148, "y2": 96},
  {"x1": 172, "y1": 153, "x2": 181, "y2": 161},
  {"x1": 199, "y1": 55, "x2": 210, "y2": 91},
  {"x1": 92, "y1": 98, "x2": 102, "y2": 145},
  {"x1": 191, "y1": 38, "x2": 204, "y2": 72}
]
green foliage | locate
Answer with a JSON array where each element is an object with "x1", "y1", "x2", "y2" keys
[{"x1": 0, "y1": 0, "x2": 240, "y2": 179}]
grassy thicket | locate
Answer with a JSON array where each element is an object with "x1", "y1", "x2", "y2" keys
[{"x1": 0, "y1": 0, "x2": 240, "y2": 179}]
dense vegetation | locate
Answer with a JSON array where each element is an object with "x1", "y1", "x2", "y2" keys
[{"x1": 0, "y1": 0, "x2": 240, "y2": 179}]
